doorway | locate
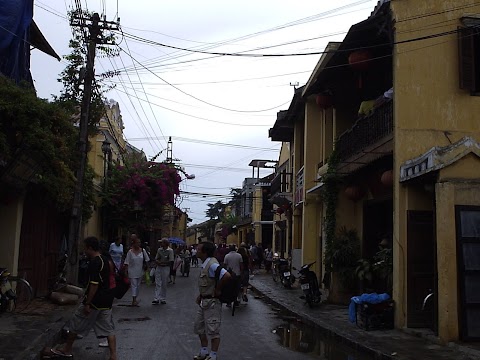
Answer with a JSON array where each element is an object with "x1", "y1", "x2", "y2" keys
[
  {"x1": 456, "y1": 205, "x2": 480, "y2": 341},
  {"x1": 407, "y1": 210, "x2": 437, "y2": 331}
]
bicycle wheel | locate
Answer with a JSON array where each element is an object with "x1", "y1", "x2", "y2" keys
[{"x1": 7, "y1": 276, "x2": 33, "y2": 313}]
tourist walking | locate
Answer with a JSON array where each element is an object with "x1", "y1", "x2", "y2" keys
[
  {"x1": 193, "y1": 241, "x2": 231, "y2": 360},
  {"x1": 191, "y1": 246, "x2": 198, "y2": 267},
  {"x1": 109, "y1": 237, "x2": 123, "y2": 270},
  {"x1": 43, "y1": 236, "x2": 117, "y2": 360},
  {"x1": 223, "y1": 245, "x2": 242, "y2": 275},
  {"x1": 238, "y1": 245, "x2": 252, "y2": 302},
  {"x1": 152, "y1": 238, "x2": 174, "y2": 305},
  {"x1": 124, "y1": 234, "x2": 150, "y2": 306}
]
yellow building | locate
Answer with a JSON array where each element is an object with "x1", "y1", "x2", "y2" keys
[
  {"x1": 84, "y1": 99, "x2": 127, "y2": 241},
  {"x1": 270, "y1": 0, "x2": 480, "y2": 343},
  {"x1": 269, "y1": 118, "x2": 294, "y2": 259}
]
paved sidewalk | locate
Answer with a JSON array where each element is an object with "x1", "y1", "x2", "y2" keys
[
  {"x1": 249, "y1": 272, "x2": 480, "y2": 360},
  {"x1": 0, "y1": 298, "x2": 76, "y2": 360}
]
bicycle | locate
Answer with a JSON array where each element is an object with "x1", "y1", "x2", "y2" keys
[{"x1": 0, "y1": 268, "x2": 34, "y2": 313}]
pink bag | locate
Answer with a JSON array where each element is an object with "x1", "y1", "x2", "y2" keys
[{"x1": 173, "y1": 256, "x2": 182, "y2": 271}]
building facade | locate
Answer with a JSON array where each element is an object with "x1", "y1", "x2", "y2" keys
[{"x1": 269, "y1": 0, "x2": 480, "y2": 343}]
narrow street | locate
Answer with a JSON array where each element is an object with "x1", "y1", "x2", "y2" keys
[{"x1": 66, "y1": 266, "x2": 368, "y2": 360}]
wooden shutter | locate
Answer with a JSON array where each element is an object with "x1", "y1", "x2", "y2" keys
[{"x1": 458, "y1": 26, "x2": 477, "y2": 92}]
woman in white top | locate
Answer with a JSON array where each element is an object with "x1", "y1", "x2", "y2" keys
[
  {"x1": 124, "y1": 235, "x2": 150, "y2": 306},
  {"x1": 109, "y1": 237, "x2": 124, "y2": 270}
]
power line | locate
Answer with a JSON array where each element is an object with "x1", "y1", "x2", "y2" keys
[
  {"x1": 111, "y1": 50, "x2": 164, "y2": 154},
  {"x1": 118, "y1": 23, "x2": 473, "y2": 59},
  {"x1": 127, "y1": 136, "x2": 280, "y2": 151},
  {"x1": 110, "y1": 86, "x2": 274, "y2": 127},
  {"x1": 397, "y1": 2, "x2": 480, "y2": 23},
  {"x1": 118, "y1": 46, "x2": 292, "y2": 113},
  {"x1": 107, "y1": 69, "x2": 313, "y2": 87},
  {"x1": 122, "y1": 34, "x2": 168, "y2": 149}
]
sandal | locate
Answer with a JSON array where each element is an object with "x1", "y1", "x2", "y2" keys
[{"x1": 42, "y1": 348, "x2": 73, "y2": 358}]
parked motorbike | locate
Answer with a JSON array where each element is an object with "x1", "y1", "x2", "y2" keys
[
  {"x1": 273, "y1": 253, "x2": 295, "y2": 288},
  {"x1": 296, "y1": 262, "x2": 322, "y2": 307}
]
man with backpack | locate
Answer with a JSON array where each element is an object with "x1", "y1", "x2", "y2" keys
[
  {"x1": 193, "y1": 241, "x2": 231, "y2": 360},
  {"x1": 44, "y1": 236, "x2": 117, "y2": 360}
]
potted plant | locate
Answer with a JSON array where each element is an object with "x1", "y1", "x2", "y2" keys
[{"x1": 327, "y1": 227, "x2": 361, "y2": 303}]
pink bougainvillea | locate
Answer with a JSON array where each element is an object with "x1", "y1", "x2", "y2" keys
[{"x1": 102, "y1": 161, "x2": 182, "y2": 226}]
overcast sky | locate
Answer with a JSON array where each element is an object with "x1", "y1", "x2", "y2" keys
[{"x1": 31, "y1": 0, "x2": 378, "y2": 224}]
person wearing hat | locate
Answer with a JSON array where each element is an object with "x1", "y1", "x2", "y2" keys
[{"x1": 152, "y1": 238, "x2": 174, "y2": 305}]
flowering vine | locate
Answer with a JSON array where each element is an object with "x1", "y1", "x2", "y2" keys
[{"x1": 102, "y1": 161, "x2": 182, "y2": 227}]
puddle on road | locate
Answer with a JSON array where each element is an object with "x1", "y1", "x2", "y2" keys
[
  {"x1": 272, "y1": 317, "x2": 372, "y2": 360},
  {"x1": 117, "y1": 316, "x2": 151, "y2": 323}
]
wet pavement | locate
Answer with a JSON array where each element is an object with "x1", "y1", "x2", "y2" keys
[
  {"x1": 272, "y1": 310, "x2": 372, "y2": 359},
  {"x1": 249, "y1": 271, "x2": 480, "y2": 360},
  {"x1": 45, "y1": 266, "x2": 370, "y2": 360},
  {"x1": 2, "y1": 267, "x2": 480, "y2": 359},
  {"x1": 0, "y1": 298, "x2": 76, "y2": 360}
]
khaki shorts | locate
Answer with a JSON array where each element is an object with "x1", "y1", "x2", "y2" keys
[
  {"x1": 68, "y1": 304, "x2": 115, "y2": 338},
  {"x1": 193, "y1": 299, "x2": 222, "y2": 339}
]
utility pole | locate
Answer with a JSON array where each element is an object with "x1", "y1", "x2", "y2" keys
[{"x1": 66, "y1": 13, "x2": 119, "y2": 284}]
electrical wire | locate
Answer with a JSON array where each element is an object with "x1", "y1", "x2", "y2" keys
[
  {"x1": 122, "y1": 35, "x2": 168, "y2": 149},
  {"x1": 118, "y1": 46, "x2": 292, "y2": 113},
  {"x1": 111, "y1": 50, "x2": 164, "y2": 154},
  {"x1": 127, "y1": 136, "x2": 280, "y2": 151},
  {"x1": 110, "y1": 86, "x2": 274, "y2": 127},
  {"x1": 106, "y1": 69, "x2": 313, "y2": 87},
  {"x1": 118, "y1": 0, "x2": 374, "y2": 68},
  {"x1": 107, "y1": 57, "x2": 160, "y2": 154}
]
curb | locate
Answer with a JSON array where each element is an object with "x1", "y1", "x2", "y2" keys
[
  {"x1": 250, "y1": 283, "x2": 394, "y2": 360},
  {"x1": 13, "y1": 307, "x2": 73, "y2": 360}
]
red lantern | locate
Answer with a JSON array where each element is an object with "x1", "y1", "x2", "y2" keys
[
  {"x1": 348, "y1": 50, "x2": 372, "y2": 71},
  {"x1": 276, "y1": 207, "x2": 284, "y2": 215},
  {"x1": 344, "y1": 185, "x2": 365, "y2": 202},
  {"x1": 315, "y1": 94, "x2": 332, "y2": 109},
  {"x1": 380, "y1": 170, "x2": 393, "y2": 187}
]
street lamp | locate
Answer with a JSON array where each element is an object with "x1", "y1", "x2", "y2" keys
[
  {"x1": 101, "y1": 138, "x2": 111, "y2": 188},
  {"x1": 101, "y1": 138, "x2": 112, "y2": 239}
]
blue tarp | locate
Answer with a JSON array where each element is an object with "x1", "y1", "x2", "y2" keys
[
  {"x1": 0, "y1": 0, "x2": 33, "y2": 83},
  {"x1": 348, "y1": 293, "x2": 391, "y2": 323}
]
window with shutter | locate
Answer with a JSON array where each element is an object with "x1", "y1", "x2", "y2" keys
[{"x1": 459, "y1": 22, "x2": 480, "y2": 94}]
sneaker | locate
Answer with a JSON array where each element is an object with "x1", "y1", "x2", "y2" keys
[
  {"x1": 98, "y1": 339, "x2": 108, "y2": 347},
  {"x1": 160, "y1": 300, "x2": 166, "y2": 304},
  {"x1": 193, "y1": 354, "x2": 208, "y2": 360},
  {"x1": 152, "y1": 300, "x2": 159, "y2": 305}
]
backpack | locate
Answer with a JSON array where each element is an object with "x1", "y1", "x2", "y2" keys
[
  {"x1": 112, "y1": 263, "x2": 130, "y2": 299},
  {"x1": 214, "y1": 266, "x2": 241, "y2": 316}
]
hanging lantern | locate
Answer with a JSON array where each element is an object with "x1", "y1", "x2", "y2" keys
[
  {"x1": 344, "y1": 185, "x2": 365, "y2": 202},
  {"x1": 380, "y1": 170, "x2": 394, "y2": 187},
  {"x1": 348, "y1": 50, "x2": 372, "y2": 71},
  {"x1": 276, "y1": 207, "x2": 284, "y2": 215},
  {"x1": 315, "y1": 94, "x2": 332, "y2": 109}
]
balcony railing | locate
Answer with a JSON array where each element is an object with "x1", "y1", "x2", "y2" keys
[
  {"x1": 294, "y1": 166, "x2": 304, "y2": 206},
  {"x1": 270, "y1": 171, "x2": 292, "y2": 197},
  {"x1": 336, "y1": 100, "x2": 393, "y2": 162}
]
